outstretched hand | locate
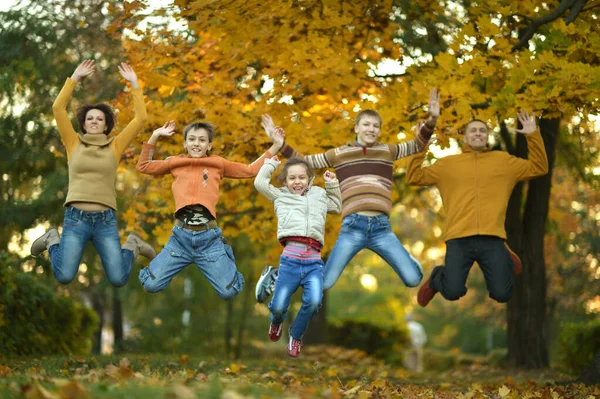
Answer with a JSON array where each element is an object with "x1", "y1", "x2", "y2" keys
[
  {"x1": 261, "y1": 114, "x2": 276, "y2": 140},
  {"x1": 323, "y1": 170, "x2": 337, "y2": 183},
  {"x1": 272, "y1": 126, "x2": 285, "y2": 150},
  {"x1": 153, "y1": 121, "x2": 176, "y2": 138},
  {"x1": 515, "y1": 111, "x2": 536, "y2": 135},
  {"x1": 428, "y1": 88, "x2": 440, "y2": 120},
  {"x1": 71, "y1": 60, "x2": 95, "y2": 82},
  {"x1": 118, "y1": 63, "x2": 140, "y2": 88}
]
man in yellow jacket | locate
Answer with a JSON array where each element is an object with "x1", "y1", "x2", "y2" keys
[{"x1": 405, "y1": 111, "x2": 549, "y2": 307}]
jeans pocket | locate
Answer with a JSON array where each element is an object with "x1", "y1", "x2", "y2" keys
[
  {"x1": 341, "y1": 217, "x2": 356, "y2": 233},
  {"x1": 64, "y1": 213, "x2": 80, "y2": 226},
  {"x1": 102, "y1": 210, "x2": 118, "y2": 227}
]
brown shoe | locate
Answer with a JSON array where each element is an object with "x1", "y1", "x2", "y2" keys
[
  {"x1": 30, "y1": 228, "x2": 60, "y2": 257},
  {"x1": 417, "y1": 277, "x2": 438, "y2": 307},
  {"x1": 505, "y1": 243, "x2": 522, "y2": 275},
  {"x1": 123, "y1": 233, "x2": 157, "y2": 260}
]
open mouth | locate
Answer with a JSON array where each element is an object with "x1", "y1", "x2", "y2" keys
[{"x1": 292, "y1": 186, "x2": 305, "y2": 194}]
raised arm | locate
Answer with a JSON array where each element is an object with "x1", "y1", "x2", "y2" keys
[
  {"x1": 323, "y1": 170, "x2": 342, "y2": 214},
  {"x1": 112, "y1": 63, "x2": 148, "y2": 156},
  {"x1": 508, "y1": 111, "x2": 549, "y2": 180},
  {"x1": 254, "y1": 156, "x2": 283, "y2": 201},
  {"x1": 136, "y1": 121, "x2": 175, "y2": 176},
  {"x1": 52, "y1": 60, "x2": 96, "y2": 156},
  {"x1": 405, "y1": 148, "x2": 441, "y2": 187},
  {"x1": 396, "y1": 89, "x2": 440, "y2": 158}
]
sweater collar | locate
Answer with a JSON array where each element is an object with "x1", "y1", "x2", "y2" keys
[
  {"x1": 79, "y1": 133, "x2": 115, "y2": 147},
  {"x1": 349, "y1": 140, "x2": 379, "y2": 155},
  {"x1": 461, "y1": 143, "x2": 491, "y2": 154}
]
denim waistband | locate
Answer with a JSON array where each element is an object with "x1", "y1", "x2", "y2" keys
[
  {"x1": 345, "y1": 213, "x2": 389, "y2": 222},
  {"x1": 67, "y1": 206, "x2": 114, "y2": 219}
]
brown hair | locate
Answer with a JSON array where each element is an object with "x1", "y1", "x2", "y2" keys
[
  {"x1": 277, "y1": 158, "x2": 314, "y2": 185},
  {"x1": 355, "y1": 109, "x2": 383, "y2": 126},
  {"x1": 183, "y1": 122, "x2": 215, "y2": 142},
  {"x1": 76, "y1": 104, "x2": 115, "y2": 135}
]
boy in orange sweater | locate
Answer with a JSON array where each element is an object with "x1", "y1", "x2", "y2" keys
[
  {"x1": 406, "y1": 111, "x2": 548, "y2": 307},
  {"x1": 136, "y1": 120, "x2": 283, "y2": 297}
]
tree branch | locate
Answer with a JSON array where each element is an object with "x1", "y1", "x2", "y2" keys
[{"x1": 512, "y1": 0, "x2": 581, "y2": 51}]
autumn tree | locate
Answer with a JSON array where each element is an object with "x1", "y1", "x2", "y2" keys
[{"x1": 109, "y1": 0, "x2": 599, "y2": 363}]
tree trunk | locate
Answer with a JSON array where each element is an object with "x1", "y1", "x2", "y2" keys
[
  {"x1": 576, "y1": 348, "x2": 600, "y2": 386},
  {"x1": 234, "y1": 271, "x2": 255, "y2": 359},
  {"x1": 506, "y1": 118, "x2": 559, "y2": 368},
  {"x1": 90, "y1": 289, "x2": 105, "y2": 355},
  {"x1": 224, "y1": 300, "x2": 233, "y2": 358},
  {"x1": 112, "y1": 286, "x2": 123, "y2": 354}
]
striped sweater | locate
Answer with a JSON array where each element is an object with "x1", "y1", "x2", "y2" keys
[{"x1": 281, "y1": 129, "x2": 431, "y2": 218}]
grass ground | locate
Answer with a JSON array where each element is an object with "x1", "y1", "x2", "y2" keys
[{"x1": 1, "y1": 345, "x2": 597, "y2": 398}]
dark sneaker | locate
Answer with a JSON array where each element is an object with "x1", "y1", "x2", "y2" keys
[
  {"x1": 268, "y1": 323, "x2": 282, "y2": 342},
  {"x1": 287, "y1": 334, "x2": 302, "y2": 358},
  {"x1": 417, "y1": 277, "x2": 438, "y2": 307},
  {"x1": 505, "y1": 243, "x2": 522, "y2": 276},
  {"x1": 255, "y1": 266, "x2": 277, "y2": 303}
]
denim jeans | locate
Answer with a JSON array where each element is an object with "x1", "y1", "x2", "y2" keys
[
  {"x1": 139, "y1": 225, "x2": 244, "y2": 299},
  {"x1": 324, "y1": 214, "x2": 423, "y2": 290},
  {"x1": 269, "y1": 255, "x2": 324, "y2": 340},
  {"x1": 429, "y1": 235, "x2": 513, "y2": 302},
  {"x1": 49, "y1": 206, "x2": 134, "y2": 287}
]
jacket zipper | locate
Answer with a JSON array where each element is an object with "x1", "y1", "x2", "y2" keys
[{"x1": 474, "y1": 152, "x2": 480, "y2": 234}]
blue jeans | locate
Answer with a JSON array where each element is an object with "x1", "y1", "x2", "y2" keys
[
  {"x1": 324, "y1": 214, "x2": 423, "y2": 289},
  {"x1": 49, "y1": 206, "x2": 134, "y2": 287},
  {"x1": 269, "y1": 255, "x2": 324, "y2": 340},
  {"x1": 139, "y1": 225, "x2": 244, "y2": 299}
]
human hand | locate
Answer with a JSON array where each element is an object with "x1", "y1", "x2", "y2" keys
[
  {"x1": 152, "y1": 121, "x2": 176, "y2": 138},
  {"x1": 515, "y1": 111, "x2": 536, "y2": 135},
  {"x1": 323, "y1": 170, "x2": 337, "y2": 183},
  {"x1": 272, "y1": 126, "x2": 285, "y2": 148},
  {"x1": 71, "y1": 60, "x2": 95, "y2": 81},
  {"x1": 118, "y1": 63, "x2": 139, "y2": 87},
  {"x1": 428, "y1": 88, "x2": 440, "y2": 120},
  {"x1": 261, "y1": 114, "x2": 276, "y2": 140}
]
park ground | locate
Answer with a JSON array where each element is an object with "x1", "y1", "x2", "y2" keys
[{"x1": 1, "y1": 345, "x2": 598, "y2": 398}]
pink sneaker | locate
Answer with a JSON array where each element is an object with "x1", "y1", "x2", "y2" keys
[
  {"x1": 287, "y1": 334, "x2": 302, "y2": 357},
  {"x1": 268, "y1": 323, "x2": 282, "y2": 342}
]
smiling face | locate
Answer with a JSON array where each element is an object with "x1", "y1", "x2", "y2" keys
[
  {"x1": 83, "y1": 109, "x2": 107, "y2": 135},
  {"x1": 464, "y1": 120, "x2": 489, "y2": 151},
  {"x1": 184, "y1": 128, "x2": 212, "y2": 158},
  {"x1": 355, "y1": 114, "x2": 381, "y2": 147},
  {"x1": 285, "y1": 164, "x2": 310, "y2": 195}
]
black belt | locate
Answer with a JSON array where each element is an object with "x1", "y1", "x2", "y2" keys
[{"x1": 175, "y1": 219, "x2": 217, "y2": 231}]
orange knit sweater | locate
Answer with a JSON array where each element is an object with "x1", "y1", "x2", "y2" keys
[{"x1": 136, "y1": 143, "x2": 273, "y2": 218}]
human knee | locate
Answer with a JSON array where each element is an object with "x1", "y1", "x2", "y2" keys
[
  {"x1": 305, "y1": 299, "x2": 321, "y2": 316},
  {"x1": 54, "y1": 272, "x2": 76, "y2": 285},
  {"x1": 490, "y1": 288, "x2": 512, "y2": 303},
  {"x1": 441, "y1": 287, "x2": 466, "y2": 301},
  {"x1": 217, "y1": 288, "x2": 241, "y2": 301},
  {"x1": 141, "y1": 278, "x2": 163, "y2": 293},
  {"x1": 404, "y1": 272, "x2": 423, "y2": 288},
  {"x1": 107, "y1": 274, "x2": 129, "y2": 288}
]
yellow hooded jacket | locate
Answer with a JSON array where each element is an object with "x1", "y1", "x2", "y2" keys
[{"x1": 405, "y1": 130, "x2": 548, "y2": 241}]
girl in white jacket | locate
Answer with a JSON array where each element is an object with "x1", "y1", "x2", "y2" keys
[{"x1": 254, "y1": 142, "x2": 341, "y2": 357}]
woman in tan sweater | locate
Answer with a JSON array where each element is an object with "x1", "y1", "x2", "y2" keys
[{"x1": 31, "y1": 60, "x2": 155, "y2": 287}]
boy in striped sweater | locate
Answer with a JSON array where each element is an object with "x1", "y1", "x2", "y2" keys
[{"x1": 255, "y1": 90, "x2": 440, "y2": 302}]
